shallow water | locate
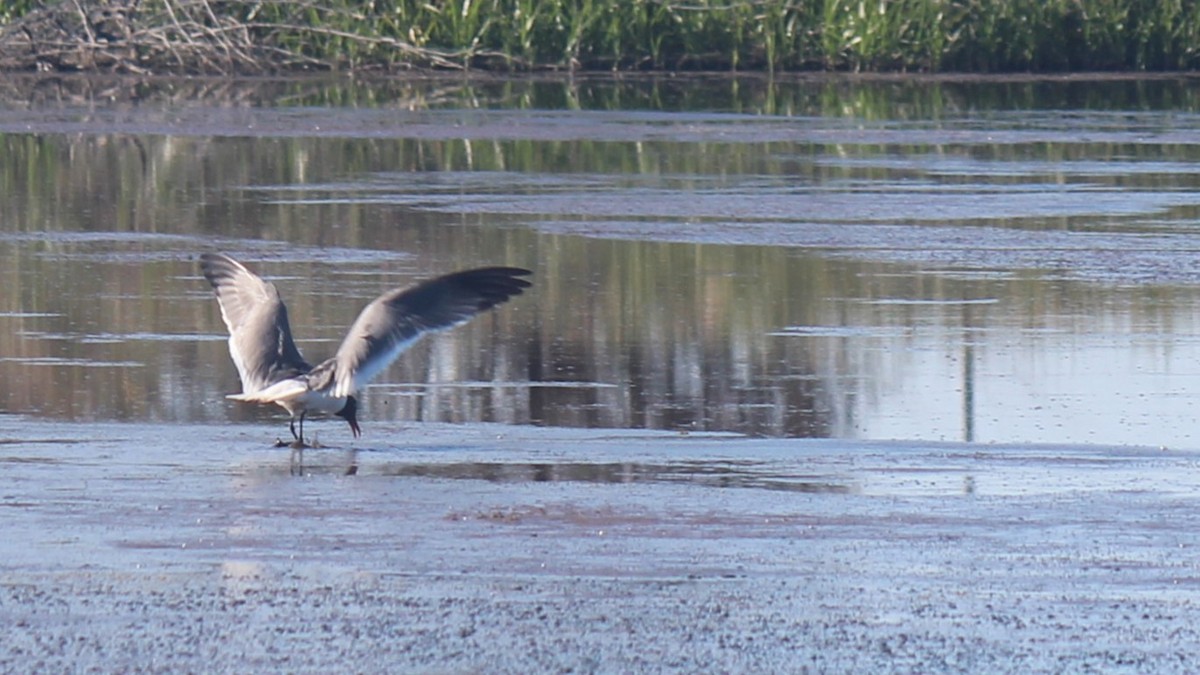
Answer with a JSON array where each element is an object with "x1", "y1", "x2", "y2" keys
[
  {"x1": 5, "y1": 75, "x2": 1200, "y2": 448},
  {"x1": 6, "y1": 74, "x2": 1200, "y2": 669}
]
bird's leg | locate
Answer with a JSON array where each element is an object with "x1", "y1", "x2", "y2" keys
[
  {"x1": 290, "y1": 411, "x2": 308, "y2": 450},
  {"x1": 289, "y1": 416, "x2": 300, "y2": 441}
]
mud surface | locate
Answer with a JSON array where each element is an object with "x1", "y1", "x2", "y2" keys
[{"x1": 2, "y1": 416, "x2": 1199, "y2": 672}]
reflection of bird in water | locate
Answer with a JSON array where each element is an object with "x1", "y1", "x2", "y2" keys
[{"x1": 199, "y1": 253, "x2": 531, "y2": 448}]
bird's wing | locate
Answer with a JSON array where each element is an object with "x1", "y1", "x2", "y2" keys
[
  {"x1": 328, "y1": 266, "x2": 532, "y2": 397},
  {"x1": 199, "y1": 253, "x2": 311, "y2": 394},
  {"x1": 226, "y1": 378, "x2": 309, "y2": 404}
]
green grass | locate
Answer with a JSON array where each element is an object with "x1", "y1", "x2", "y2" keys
[
  {"x1": 1, "y1": 0, "x2": 38, "y2": 25},
  {"x1": 4, "y1": 0, "x2": 1200, "y2": 72}
]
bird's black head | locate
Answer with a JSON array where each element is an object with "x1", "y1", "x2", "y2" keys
[{"x1": 337, "y1": 396, "x2": 361, "y2": 438}]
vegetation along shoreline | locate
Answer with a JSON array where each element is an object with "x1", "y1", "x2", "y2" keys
[{"x1": 2, "y1": 0, "x2": 1199, "y2": 75}]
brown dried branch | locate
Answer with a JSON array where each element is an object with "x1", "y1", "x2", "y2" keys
[{"x1": 0, "y1": 0, "x2": 483, "y2": 74}]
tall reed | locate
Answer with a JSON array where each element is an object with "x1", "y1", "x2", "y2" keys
[{"x1": 3, "y1": 0, "x2": 1200, "y2": 73}]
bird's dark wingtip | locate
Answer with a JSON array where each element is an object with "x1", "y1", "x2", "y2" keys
[{"x1": 198, "y1": 252, "x2": 236, "y2": 287}]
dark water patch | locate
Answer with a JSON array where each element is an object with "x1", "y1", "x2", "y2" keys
[
  {"x1": 375, "y1": 459, "x2": 855, "y2": 494},
  {"x1": 0, "y1": 438, "x2": 84, "y2": 447},
  {"x1": 0, "y1": 454, "x2": 66, "y2": 466}
]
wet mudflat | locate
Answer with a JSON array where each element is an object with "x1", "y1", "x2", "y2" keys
[
  {"x1": 5, "y1": 74, "x2": 1200, "y2": 670},
  {"x1": 3, "y1": 417, "x2": 1200, "y2": 671}
]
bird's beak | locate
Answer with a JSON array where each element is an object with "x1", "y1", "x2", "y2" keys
[{"x1": 337, "y1": 396, "x2": 362, "y2": 439}]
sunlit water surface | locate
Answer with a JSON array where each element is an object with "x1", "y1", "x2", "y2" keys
[{"x1": 4, "y1": 75, "x2": 1200, "y2": 448}]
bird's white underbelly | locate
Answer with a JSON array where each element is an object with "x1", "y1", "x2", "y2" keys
[{"x1": 229, "y1": 377, "x2": 347, "y2": 416}]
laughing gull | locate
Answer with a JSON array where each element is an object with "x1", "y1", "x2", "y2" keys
[{"x1": 199, "y1": 253, "x2": 531, "y2": 446}]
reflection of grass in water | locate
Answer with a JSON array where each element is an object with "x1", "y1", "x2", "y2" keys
[
  {"x1": 3, "y1": 0, "x2": 1200, "y2": 72},
  {"x1": 1, "y1": 78, "x2": 1193, "y2": 435}
]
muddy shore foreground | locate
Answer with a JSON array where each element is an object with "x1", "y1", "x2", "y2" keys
[{"x1": 2, "y1": 417, "x2": 1197, "y2": 671}]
